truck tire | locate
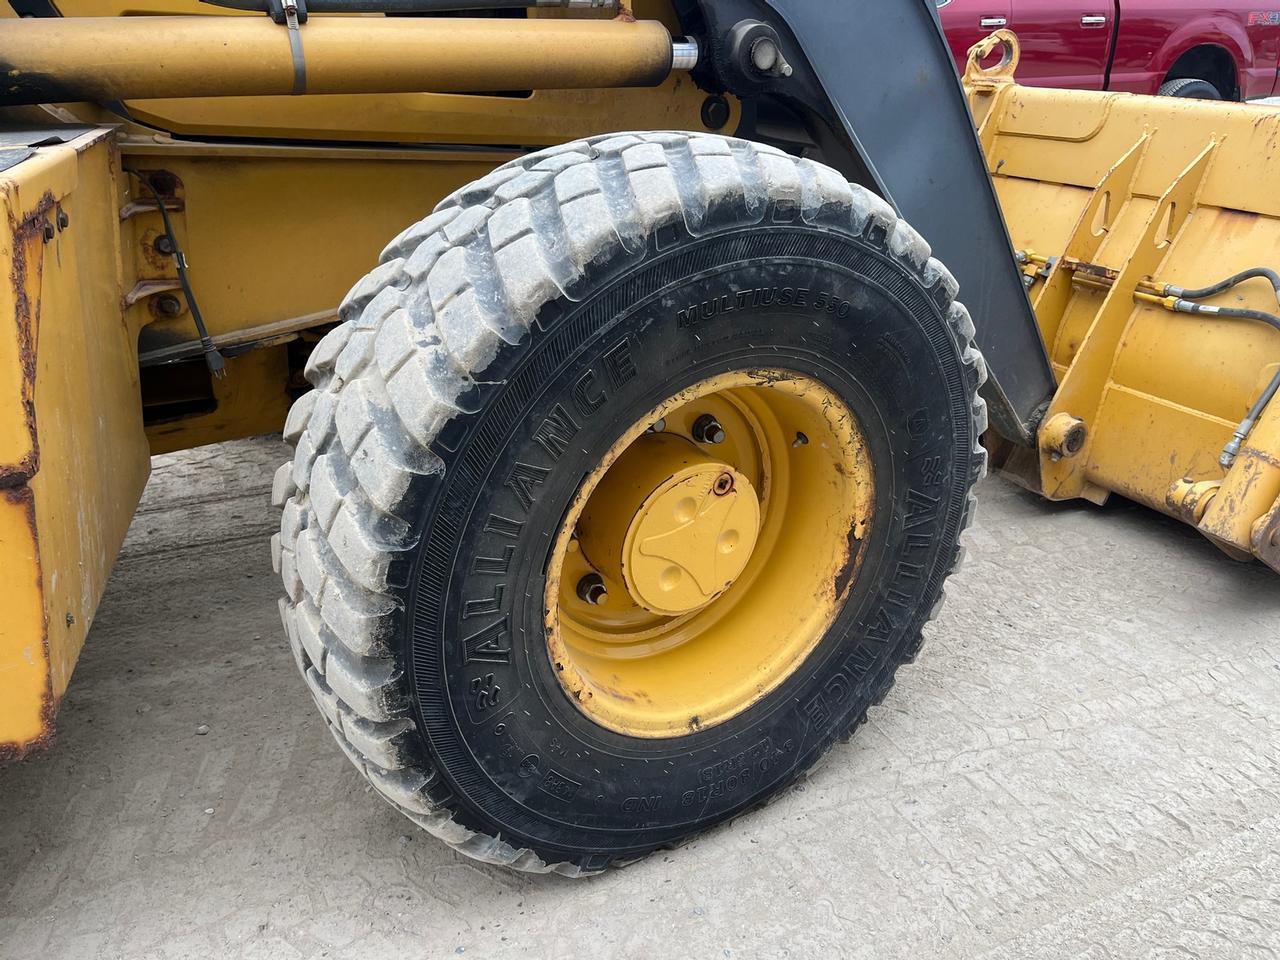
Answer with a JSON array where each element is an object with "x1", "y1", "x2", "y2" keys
[
  {"x1": 272, "y1": 131, "x2": 987, "y2": 875},
  {"x1": 1158, "y1": 77, "x2": 1223, "y2": 100}
]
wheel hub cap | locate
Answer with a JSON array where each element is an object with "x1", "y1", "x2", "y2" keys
[{"x1": 623, "y1": 462, "x2": 759, "y2": 616}]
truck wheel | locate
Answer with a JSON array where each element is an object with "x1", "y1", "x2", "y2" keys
[
  {"x1": 1158, "y1": 77, "x2": 1223, "y2": 100},
  {"x1": 272, "y1": 132, "x2": 987, "y2": 875}
]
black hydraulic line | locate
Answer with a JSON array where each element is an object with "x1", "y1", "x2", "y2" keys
[
  {"x1": 1166, "y1": 297, "x2": 1280, "y2": 466},
  {"x1": 1170, "y1": 299, "x2": 1280, "y2": 335},
  {"x1": 1221, "y1": 367, "x2": 1280, "y2": 468},
  {"x1": 201, "y1": 0, "x2": 609, "y2": 13},
  {"x1": 1162, "y1": 269, "x2": 1280, "y2": 464},
  {"x1": 1163, "y1": 267, "x2": 1280, "y2": 306},
  {"x1": 123, "y1": 168, "x2": 226, "y2": 379},
  {"x1": 1246, "y1": 368, "x2": 1280, "y2": 425}
]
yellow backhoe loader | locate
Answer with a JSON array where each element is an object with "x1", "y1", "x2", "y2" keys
[{"x1": 0, "y1": 0, "x2": 1276, "y2": 875}]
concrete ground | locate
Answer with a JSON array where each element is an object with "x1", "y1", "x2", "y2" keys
[{"x1": 0, "y1": 436, "x2": 1277, "y2": 960}]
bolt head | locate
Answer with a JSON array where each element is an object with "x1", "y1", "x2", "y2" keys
[
  {"x1": 576, "y1": 574, "x2": 608, "y2": 606},
  {"x1": 156, "y1": 294, "x2": 184, "y2": 317},
  {"x1": 701, "y1": 96, "x2": 731, "y2": 131},
  {"x1": 693, "y1": 414, "x2": 726, "y2": 445}
]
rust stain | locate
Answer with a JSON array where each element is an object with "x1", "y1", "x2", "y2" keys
[
  {"x1": 0, "y1": 190, "x2": 54, "y2": 489},
  {"x1": 1241, "y1": 446, "x2": 1280, "y2": 471},
  {"x1": 138, "y1": 228, "x2": 173, "y2": 273},
  {"x1": 830, "y1": 512, "x2": 867, "y2": 602},
  {"x1": 0, "y1": 483, "x2": 55, "y2": 764}
]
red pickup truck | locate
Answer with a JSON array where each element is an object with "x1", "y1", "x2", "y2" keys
[{"x1": 939, "y1": 0, "x2": 1280, "y2": 99}]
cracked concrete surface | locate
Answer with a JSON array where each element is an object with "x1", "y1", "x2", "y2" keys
[{"x1": 0, "y1": 436, "x2": 1277, "y2": 959}]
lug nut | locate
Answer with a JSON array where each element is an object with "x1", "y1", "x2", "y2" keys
[
  {"x1": 692, "y1": 414, "x2": 726, "y2": 445},
  {"x1": 576, "y1": 573, "x2": 608, "y2": 606}
]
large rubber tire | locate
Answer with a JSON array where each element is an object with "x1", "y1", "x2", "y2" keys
[
  {"x1": 272, "y1": 131, "x2": 988, "y2": 875},
  {"x1": 1158, "y1": 77, "x2": 1223, "y2": 100}
]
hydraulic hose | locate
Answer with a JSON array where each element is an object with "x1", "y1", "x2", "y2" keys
[
  {"x1": 1168, "y1": 299, "x2": 1280, "y2": 336},
  {"x1": 1162, "y1": 268, "x2": 1280, "y2": 306},
  {"x1": 1222, "y1": 367, "x2": 1280, "y2": 468},
  {"x1": 1129, "y1": 286, "x2": 1280, "y2": 468},
  {"x1": 123, "y1": 168, "x2": 226, "y2": 379},
  {"x1": 1162, "y1": 297, "x2": 1280, "y2": 467},
  {"x1": 1035, "y1": 254, "x2": 1280, "y2": 470}
]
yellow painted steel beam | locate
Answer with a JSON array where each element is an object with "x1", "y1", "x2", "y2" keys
[
  {"x1": 0, "y1": 0, "x2": 726, "y2": 149},
  {"x1": 0, "y1": 16, "x2": 682, "y2": 105}
]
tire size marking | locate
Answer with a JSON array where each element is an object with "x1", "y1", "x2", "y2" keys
[
  {"x1": 675, "y1": 287, "x2": 852, "y2": 329},
  {"x1": 680, "y1": 736, "x2": 795, "y2": 808}
]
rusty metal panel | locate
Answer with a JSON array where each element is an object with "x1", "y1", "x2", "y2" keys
[{"x1": 0, "y1": 129, "x2": 150, "y2": 757}]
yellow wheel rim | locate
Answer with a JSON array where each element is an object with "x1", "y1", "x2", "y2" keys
[{"x1": 544, "y1": 370, "x2": 876, "y2": 738}]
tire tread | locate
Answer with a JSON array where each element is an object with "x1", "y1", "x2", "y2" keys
[{"x1": 276, "y1": 131, "x2": 988, "y2": 876}]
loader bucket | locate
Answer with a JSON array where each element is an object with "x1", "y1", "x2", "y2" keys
[{"x1": 964, "y1": 31, "x2": 1280, "y2": 572}]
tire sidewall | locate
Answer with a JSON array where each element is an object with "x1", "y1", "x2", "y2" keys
[{"x1": 405, "y1": 214, "x2": 976, "y2": 863}]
